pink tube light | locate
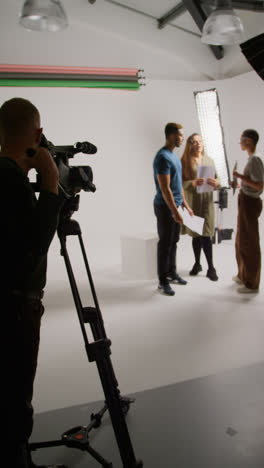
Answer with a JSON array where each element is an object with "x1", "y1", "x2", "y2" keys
[{"x1": 0, "y1": 64, "x2": 139, "y2": 76}]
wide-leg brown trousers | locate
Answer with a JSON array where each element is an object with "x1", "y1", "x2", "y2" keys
[{"x1": 235, "y1": 191, "x2": 262, "y2": 289}]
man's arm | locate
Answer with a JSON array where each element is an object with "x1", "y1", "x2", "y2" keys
[
  {"x1": 157, "y1": 174, "x2": 183, "y2": 224},
  {"x1": 1, "y1": 148, "x2": 63, "y2": 260},
  {"x1": 30, "y1": 147, "x2": 63, "y2": 255},
  {"x1": 31, "y1": 190, "x2": 63, "y2": 256},
  {"x1": 2, "y1": 177, "x2": 62, "y2": 259},
  {"x1": 31, "y1": 146, "x2": 59, "y2": 195}
]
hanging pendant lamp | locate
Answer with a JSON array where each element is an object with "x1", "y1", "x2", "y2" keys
[
  {"x1": 201, "y1": 0, "x2": 244, "y2": 46},
  {"x1": 19, "y1": 0, "x2": 68, "y2": 32}
]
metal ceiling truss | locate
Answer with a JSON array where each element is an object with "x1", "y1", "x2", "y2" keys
[
  {"x1": 158, "y1": 0, "x2": 264, "y2": 29},
  {"x1": 158, "y1": 4, "x2": 187, "y2": 29},
  {"x1": 104, "y1": 0, "x2": 264, "y2": 61},
  {"x1": 104, "y1": 0, "x2": 200, "y2": 37},
  {"x1": 158, "y1": 0, "x2": 264, "y2": 60}
]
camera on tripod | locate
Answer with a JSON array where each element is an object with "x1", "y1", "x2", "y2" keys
[
  {"x1": 28, "y1": 137, "x2": 143, "y2": 468},
  {"x1": 31, "y1": 134, "x2": 97, "y2": 200}
]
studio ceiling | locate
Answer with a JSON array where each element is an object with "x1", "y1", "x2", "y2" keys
[{"x1": 1, "y1": 0, "x2": 264, "y2": 81}]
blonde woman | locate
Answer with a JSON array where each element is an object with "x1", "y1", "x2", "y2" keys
[{"x1": 181, "y1": 134, "x2": 220, "y2": 281}]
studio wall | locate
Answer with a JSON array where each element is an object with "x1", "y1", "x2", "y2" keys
[
  {"x1": 2, "y1": 70, "x2": 264, "y2": 411},
  {"x1": 2, "y1": 71, "x2": 262, "y2": 272}
]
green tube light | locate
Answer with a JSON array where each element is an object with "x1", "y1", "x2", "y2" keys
[{"x1": 0, "y1": 79, "x2": 140, "y2": 90}]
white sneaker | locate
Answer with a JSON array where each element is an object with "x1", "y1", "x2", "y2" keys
[
  {"x1": 232, "y1": 275, "x2": 242, "y2": 284},
  {"x1": 237, "y1": 286, "x2": 259, "y2": 294}
]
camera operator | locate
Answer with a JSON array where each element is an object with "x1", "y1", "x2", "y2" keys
[{"x1": 0, "y1": 98, "x2": 66, "y2": 468}]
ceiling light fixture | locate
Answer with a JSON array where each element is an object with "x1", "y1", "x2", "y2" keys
[
  {"x1": 201, "y1": 0, "x2": 244, "y2": 46},
  {"x1": 19, "y1": 0, "x2": 68, "y2": 32}
]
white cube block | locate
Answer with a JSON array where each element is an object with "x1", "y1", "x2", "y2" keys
[{"x1": 121, "y1": 233, "x2": 158, "y2": 279}]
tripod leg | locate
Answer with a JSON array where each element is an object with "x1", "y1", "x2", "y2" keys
[
  {"x1": 95, "y1": 356, "x2": 143, "y2": 468},
  {"x1": 30, "y1": 437, "x2": 113, "y2": 467},
  {"x1": 78, "y1": 233, "x2": 120, "y2": 390},
  {"x1": 85, "y1": 445, "x2": 113, "y2": 468},
  {"x1": 78, "y1": 234, "x2": 106, "y2": 338},
  {"x1": 58, "y1": 231, "x2": 143, "y2": 468}
]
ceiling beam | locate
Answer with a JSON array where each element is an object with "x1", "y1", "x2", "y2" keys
[
  {"x1": 104, "y1": 0, "x2": 201, "y2": 37},
  {"x1": 182, "y1": 0, "x2": 224, "y2": 60},
  {"x1": 201, "y1": 0, "x2": 264, "y2": 10},
  {"x1": 158, "y1": 3, "x2": 187, "y2": 29}
]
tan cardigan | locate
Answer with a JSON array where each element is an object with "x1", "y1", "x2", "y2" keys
[{"x1": 182, "y1": 155, "x2": 220, "y2": 238}]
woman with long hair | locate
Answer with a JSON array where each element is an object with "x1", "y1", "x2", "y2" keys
[{"x1": 181, "y1": 134, "x2": 220, "y2": 281}]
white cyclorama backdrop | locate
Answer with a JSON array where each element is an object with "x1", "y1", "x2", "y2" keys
[{"x1": 2, "y1": 71, "x2": 264, "y2": 412}]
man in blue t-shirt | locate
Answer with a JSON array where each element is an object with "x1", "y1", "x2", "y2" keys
[{"x1": 153, "y1": 122, "x2": 193, "y2": 296}]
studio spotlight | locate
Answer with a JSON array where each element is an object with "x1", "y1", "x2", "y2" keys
[
  {"x1": 201, "y1": 0, "x2": 244, "y2": 46},
  {"x1": 19, "y1": 0, "x2": 68, "y2": 32}
]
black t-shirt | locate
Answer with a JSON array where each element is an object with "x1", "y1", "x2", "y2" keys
[{"x1": 0, "y1": 156, "x2": 63, "y2": 293}]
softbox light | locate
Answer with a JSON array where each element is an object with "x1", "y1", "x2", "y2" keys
[{"x1": 240, "y1": 33, "x2": 264, "y2": 80}]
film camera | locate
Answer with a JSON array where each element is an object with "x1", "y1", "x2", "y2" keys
[
  {"x1": 40, "y1": 134, "x2": 96, "y2": 196},
  {"x1": 27, "y1": 137, "x2": 143, "y2": 467},
  {"x1": 29, "y1": 134, "x2": 97, "y2": 217}
]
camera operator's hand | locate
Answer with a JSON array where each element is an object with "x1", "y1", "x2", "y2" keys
[{"x1": 30, "y1": 147, "x2": 59, "y2": 195}]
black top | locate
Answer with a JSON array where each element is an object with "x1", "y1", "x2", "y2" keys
[{"x1": 0, "y1": 156, "x2": 63, "y2": 293}]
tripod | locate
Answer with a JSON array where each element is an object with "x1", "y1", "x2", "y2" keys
[{"x1": 30, "y1": 199, "x2": 143, "y2": 468}]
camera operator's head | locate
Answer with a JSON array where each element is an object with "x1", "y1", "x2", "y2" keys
[{"x1": 0, "y1": 98, "x2": 43, "y2": 167}]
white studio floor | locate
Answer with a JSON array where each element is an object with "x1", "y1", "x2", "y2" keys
[{"x1": 34, "y1": 234, "x2": 264, "y2": 414}]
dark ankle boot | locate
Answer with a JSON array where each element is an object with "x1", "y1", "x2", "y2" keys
[
  {"x1": 189, "y1": 263, "x2": 202, "y2": 276},
  {"x1": 206, "y1": 267, "x2": 218, "y2": 281}
]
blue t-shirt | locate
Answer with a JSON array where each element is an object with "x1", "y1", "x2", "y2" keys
[{"x1": 153, "y1": 147, "x2": 183, "y2": 206}]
